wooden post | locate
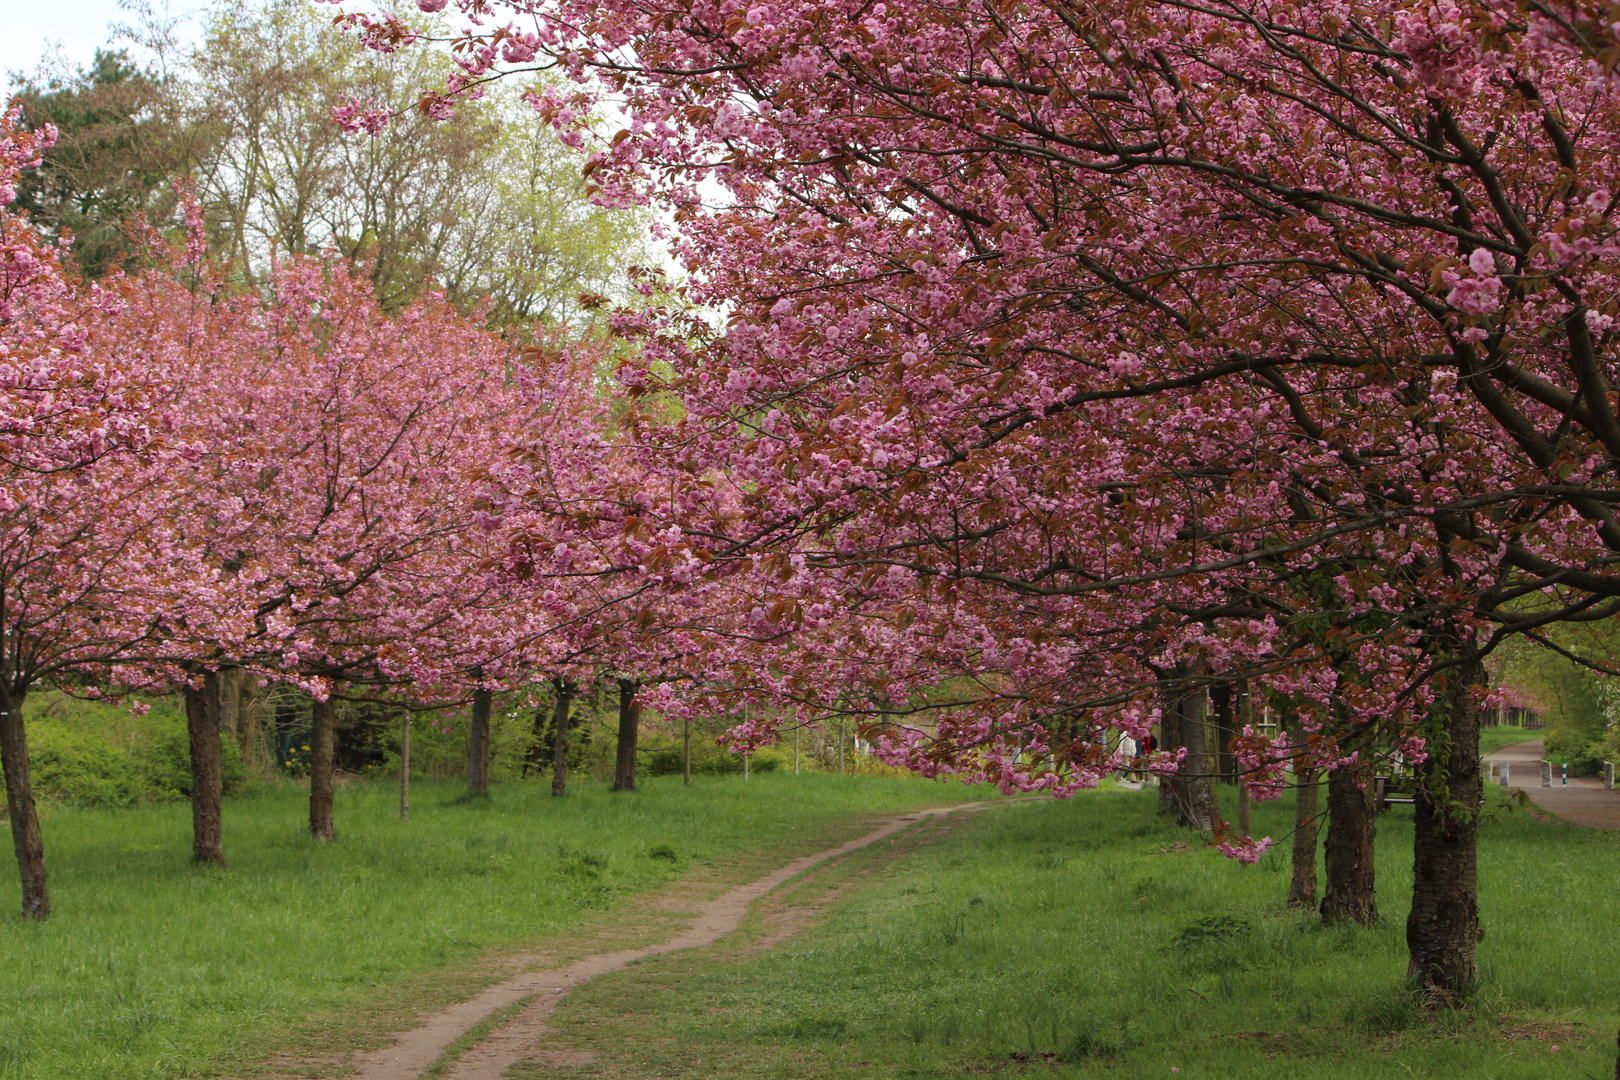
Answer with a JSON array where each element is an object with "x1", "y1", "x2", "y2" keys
[
  {"x1": 682, "y1": 714, "x2": 691, "y2": 786},
  {"x1": 399, "y1": 712, "x2": 410, "y2": 819},
  {"x1": 468, "y1": 685, "x2": 492, "y2": 798},
  {"x1": 1236, "y1": 679, "x2": 1252, "y2": 838}
]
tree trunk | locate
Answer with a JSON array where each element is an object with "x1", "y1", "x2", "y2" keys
[
  {"x1": 185, "y1": 674, "x2": 226, "y2": 866},
  {"x1": 1288, "y1": 765, "x2": 1321, "y2": 907},
  {"x1": 1157, "y1": 678, "x2": 1183, "y2": 816},
  {"x1": 310, "y1": 696, "x2": 336, "y2": 841},
  {"x1": 1283, "y1": 702, "x2": 1320, "y2": 908},
  {"x1": 217, "y1": 667, "x2": 241, "y2": 743},
  {"x1": 1407, "y1": 651, "x2": 1484, "y2": 994},
  {"x1": 550, "y1": 678, "x2": 574, "y2": 797},
  {"x1": 1235, "y1": 679, "x2": 1253, "y2": 837},
  {"x1": 1211, "y1": 680, "x2": 1236, "y2": 783},
  {"x1": 467, "y1": 686, "x2": 492, "y2": 797},
  {"x1": 523, "y1": 699, "x2": 548, "y2": 777},
  {"x1": 1321, "y1": 757, "x2": 1376, "y2": 926},
  {"x1": 399, "y1": 712, "x2": 410, "y2": 819},
  {"x1": 0, "y1": 685, "x2": 47, "y2": 919},
  {"x1": 1175, "y1": 682, "x2": 1217, "y2": 832},
  {"x1": 683, "y1": 713, "x2": 691, "y2": 785},
  {"x1": 237, "y1": 675, "x2": 263, "y2": 771},
  {"x1": 613, "y1": 678, "x2": 640, "y2": 792}
]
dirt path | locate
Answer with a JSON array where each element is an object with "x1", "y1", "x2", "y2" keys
[
  {"x1": 1485, "y1": 738, "x2": 1620, "y2": 830},
  {"x1": 302, "y1": 799, "x2": 1001, "y2": 1080}
]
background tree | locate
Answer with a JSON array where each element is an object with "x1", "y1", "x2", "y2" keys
[{"x1": 11, "y1": 49, "x2": 200, "y2": 277}]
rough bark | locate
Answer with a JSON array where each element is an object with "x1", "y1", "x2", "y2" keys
[
  {"x1": 1157, "y1": 679, "x2": 1183, "y2": 816},
  {"x1": 1406, "y1": 652, "x2": 1484, "y2": 995},
  {"x1": 1175, "y1": 682, "x2": 1218, "y2": 832},
  {"x1": 682, "y1": 714, "x2": 691, "y2": 785},
  {"x1": 1288, "y1": 765, "x2": 1321, "y2": 907},
  {"x1": 309, "y1": 696, "x2": 336, "y2": 841},
  {"x1": 1283, "y1": 702, "x2": 1320, "y2": 908},
  {"x1": 613, "y1": 678, "x2": 640, "y2": 792},
  {"x1": 550, "y1": 678, "x2": 574, "y2": 797},
  {"x1": 0, "y1": 684, "x2": 47, "y2": 919},
  {"x1": 467, "y1": 686, "x2": 492, "y2": 797},
  {"x1": 185, "y1": 674, "x2": 226, "y2": 866},
  {"x1": 1321, "y1": 757, "x2": 1377, "y2": 926}
]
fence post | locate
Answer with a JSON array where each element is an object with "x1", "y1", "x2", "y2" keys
[
  {"x1": 399, "y1": 713, "x2": 410, "y2": 819},
  {"x1": 1541, "y1": 760, "x2": 1552, "y2": 788}
]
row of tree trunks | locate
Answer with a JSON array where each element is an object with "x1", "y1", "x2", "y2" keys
[
  {"x1": 1166, "y1": 656, "x2": 1484, "y2": 990},
  {"x1": 0, "y1": 682, "x2": 47, "y2": 919}
]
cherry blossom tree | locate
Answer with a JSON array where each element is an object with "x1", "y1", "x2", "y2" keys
[
  {"x1": 348, "y1": 0, "x2": 1620, "y2": 993},
  {"x1": 0, "y1": 108, "x2": 165, "y2": 917}
]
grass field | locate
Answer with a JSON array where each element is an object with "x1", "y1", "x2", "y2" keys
[
  {"x1": 0, "y1": 773, "x2": 991, "y2": 1080},
  {"x1": 532, "y1": 782, "x2": 1620, "y2": 1080}
]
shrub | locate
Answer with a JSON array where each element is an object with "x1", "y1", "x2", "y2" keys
[
  {"x1": 1544, "y1": 731, "x2": 1610, "y2": 777},
  {"x1": 28, "y1": 724, "x2": 148, "y2": 808},
  {"x1": 645, "y1": 747, "x2": 782, "y2": 776},
  {"x1": 23, "y1": 693, "x2": 251, "y2": 806}
]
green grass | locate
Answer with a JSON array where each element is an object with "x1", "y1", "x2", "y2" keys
[
  {"x1": 1481, "y1": 725, "x2": 1543, "y2": 756},
  {"x1": 0, "y1": 772, "x2": 991, "y2": 1079},
  {"x1": 533, "y1": 784, "x2": 1620, "y2": 1079}
]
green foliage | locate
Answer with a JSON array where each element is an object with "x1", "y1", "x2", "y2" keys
[
  {"x1": 646, "y1": 746, "x2": 783, "y2": 777},
  {"x1": 21, "y1": 693, "x2": 249, "y2": 807},
  {"x1": 26, "y1": 725, "x2": 147, "y2": 808},
  {"x1": 12, "y1": 49, "x2": 196, "y2": 277},
  {"x1": 1496, "y1": 631, "x2": 1620, "y2": 775},
  {"x1": 0, "y1": 773, "x2": 986, "y2": 1080}
]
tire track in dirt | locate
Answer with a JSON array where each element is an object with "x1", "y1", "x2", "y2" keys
[{"x1": 328, "y1": 799, "x2": 1003, "y2": 1080}]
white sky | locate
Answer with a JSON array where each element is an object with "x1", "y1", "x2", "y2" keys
[{"x1": 0, "y1": 1, "x2": 201, "y2": 97}]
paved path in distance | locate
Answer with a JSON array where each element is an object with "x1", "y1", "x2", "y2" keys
[{"x1": 1484, "y1": 738, "x2": 1620, "y2": 830}]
